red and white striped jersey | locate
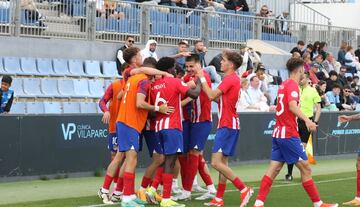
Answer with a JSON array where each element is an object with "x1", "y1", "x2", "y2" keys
[
  {"x1": 151, "y1": 77, "x2": 190, "y2": 132},
  {"x1": 217, "y1": 73, "x2": 241, "y2": 129},
  {"x1": 272, "y1": 79, "x2": 300, "y2": 139}
]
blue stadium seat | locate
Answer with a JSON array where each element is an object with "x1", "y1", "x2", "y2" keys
[
  {"x1": 63, "y1": 102, "x2": 81, "y2": 114},
  {"x1": 80, "y1": 102, "x2": 98, "y2": 114},
  {"x1": 104, "y1": 79, "x2": 113, "y2": 90},
  {"x1": 23, "y1": 78, "x2": 47, "y2": 97},
  {"x1": 3, "y1": 57, "x2": 22, "y2": 75},
  {"x1": 10, "y1": 78, "x2": 30, "y2": 98},
  {"x1": 53, "y1": 59, "x2": 70, "y2": 76},
  {"x1": 26, "y1": 102, "x2": 45, "y2": 114},
  {"x1": 96, "y1": 17, "x2": 106, "y2": 31},
  {"x1": 84, "y1": 60, "x2": 102, "y2": 77},
  {"x1": 102, "y1": 61, "x2": 119, "y2": 78},
  {"x1": 0, "y1": 57, "x2": 5, "y2": 74},
  {"x1": 68, "y1": 59, "x2": 86, "y2": 77},
  {"x1": 71, "y1": 0, "x2": 86, "y2": 17},
  {"x1": 73, "y1": 79, "x2": 91, "y2": 97},
  {"x1": 268, "y1": 69, "x2": 279, "y2": 77},
  {"x1": 11, "y1": 102, "x2": 26, "y2": 114},
  {"x1": 0, "y1": 8, "x2": 10, "y2": 24},
  {"x1": 88, "y1": 79, "x2": 104, "y2": 98},
  {"x1": 44, "y1": 102, "x2": 62, "y2": 114},
  {"x1": 20, "y1": 57, "x2": 40, "y2": 76},
  {"x1": 41, "y1": 78, "x2": 62, "y2": 98},
  {"x1": 279, "y1": 69, "x2": 289, "y2": 81},
  {"x1": 37, "y1": 58, "x2": 56, "y2": 76},
  {"x1": 58, "y1": 79, "x2": 76, "y2": 97}
]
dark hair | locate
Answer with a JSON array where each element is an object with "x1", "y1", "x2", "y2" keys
[
  {"x1": 343, "y1": 85, "x2": 351, "y2": 90},
  {"x1": 319, "y1": 42, "x2": 327, "y2": 51},
  {"x1": 123, "y1": 47, "x2": 140, "y2": 64},
  {"x1": 143, "y1": 57, "x2": 157, "y2": 68},
  {"x1": 175, "y1": 64, "x2": 185, "y2": 77},
  {"x1": 306, "y1": 44, "x2": 314, "y2": 50},
  {"x1": 223, "y1": 51, "x2": 243, "y2": 69},
  {"x1": 286, "y1": 57, "x2": 304, "y2": 73},
  {"x1": 329, "y1": 70, "x2": 338, "y2": 77},
  {"x1": 250, "y1": 75, "x2": 258, "y2": 82},
  {"x1": 332, "y1": 83, "x2": 342, "y2": 89},
  {"x1": 318, "y1": 80, "x2": 326, "y2": 86},
  {"x1": 194, "y1": 40, "x2": 203, "y2": 45},
  {"x1": 347, "y1": 76, "x2": 353, "y2": 83},
  {"x1": 178, "y1": 41, "x2": 188, "y2": 46},
  {"x1": 354, "y1": 76, "x2": 359, "y2": 80},
  {"x1": 298, "y1": 40, "x2": 305, "y2": 46},
  {"x1": 126, "y1": 35, "x2": 135, "y2": 40},
  {"x1": 304, "y1": 71, "x2": 310, "y2": 79},
  {"x1": 1, "y1": 75, "x2": 12, "y2": 85},
  {"x1": 185, "y1": 53, "x2": 200, "y2": 63},
  {"x1": 156, "y1": 57, "x2": 176, "y2": 72}
]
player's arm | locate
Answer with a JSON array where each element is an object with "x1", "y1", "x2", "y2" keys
[
  {"x1": 339, "y1": 113, "x2": 360, "y2": 122},
  {"x1": 4, "y1": 92, "x2": 14, "y2": 113},
  {"x1": 196, "y1": 68, "x2": 222, "y2": 101},
  {"x1": 289, "y1": 100, "x2": 317, "y2": 132},
  {"x1": 313, "y1": 103, "x2": 321, "y2": 124},
  {"x1": 181, "y1": 97, "x2": 193, "y2": 107},
  {"x1": 186, "y1": 78, "x2": 202, "y2": 99},
  {"x1": 136, "y1": 93, "x2": 174, "y2": 114},
  {"x1": 130, "y1": 67, "x2": 173, "y2": 77},
  {"x1": 99, "y1": 84, "x2": 113, "y2": 124}
]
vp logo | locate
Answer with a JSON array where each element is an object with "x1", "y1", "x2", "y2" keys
[
  {"x1": 268, "y1": 119, "x2": 276, "y2": 129},
  {"x1": 61, "y1": 123, "x2": 76, "y2": 140},
  {"x1": 336, "y1": 121, "x2": 349, "y2": 128}
]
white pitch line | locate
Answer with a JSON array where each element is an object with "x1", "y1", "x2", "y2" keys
[{"x1": 79, "y1": 176, "x2": 355, "y2": 207}]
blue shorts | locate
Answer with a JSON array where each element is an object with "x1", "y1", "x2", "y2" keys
[
  {"x1": 358, "y1": 148, "x2": 360, "y2": 157},
  {"x1": 212, "y1": 128, "x2": 240, "y2": 156},
  {"x1": 271, "y1": 137, "x2": 308, "y2": 164},
  {"x1": 158, "y1": 129, "x2": 183, "y2": 155},
  {"x1": 182, "y1": 120, "x2": 191, "y2": 153},
  {"x1": 116, "y1": 122, "x2": 140, "y2": 152},
  {"x1": 107, "y1": 133, "x2": 118, "y2": 153},
  {"x1": 189, "y1": 121, "x2": 212, "y2": 151},
  {"x1": 143, "y1": 130, "x2": 163, "y2": 157}
]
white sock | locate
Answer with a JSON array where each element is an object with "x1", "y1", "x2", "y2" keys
[
  {"x1": 113, "y1": 190, "x2": 122, "y2": 196},
  {"x1": 356, "y1": 197, "x2": 360, "y2": 201},
  {"x1": 101, "y1": 188, "x2": 109, "y2": 194},
  {"x1": 193, "y1": 175, "x2": 199, "y2": 186},
  {"x1": 254, "y1": 200, "x2": 264, "y2": 206},
  {"x1": 215, "y1": 197, "x2": 223, "y2": 202},
  {"x1": 207, "y1": 184, "x2": 217, "y2": 194},
  {"x1": 122, "y1": 195, "x2": 133, "y2": 202},
  {"x1": 172, "y1": 179, "x2": 179, "y2": 188},
  {"x1": 313, "y1": 201, "x2": 323, "y2": 207},
  {"x1": 240, "y1": 186, "x2": 248, "y2": 193},
  {"x1": 130, "y1": 194, "x2": 136, "y2": 200},
  {"x1": 184, "y1": 190, "x2": 191, "y2": 196}
]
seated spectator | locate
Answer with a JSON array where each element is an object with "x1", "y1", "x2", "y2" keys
[
  {"x1": 158, "y1": 0, "x2": 176, "y2": 6},
  {"x1": 316, "y1": 81, "x2": 330, "y2": 109},
  {"x1": 238, "y1": 77, "x2": 270, "y2": 112},
  {"x1": 0, "y1": 76, "x2": 14, "y2": 114},
  {"x1": 304, "y1": 44, "x2": 314, "y2": 60},
  {"x1": 292, "y1": 52, "x2": 301, "y2": 59},
  {"x1": 141, "y1": 40, "x2": 158, "y2": 61},
  {"x1": 309, "y1": 63, "x2": 320, "y2": 85},
  {"x1": 311, "y1": 41, "x2": 320, "y2": 61},
  {"x1": 351, "y1": 76, "x2": 360, "y2": 96},
  {"x1": 96, "y1": 0, "x2": 124, "y2": 19},
  {"x1": 345, "y1": 46, "x2": 360, "y2": 70},
  {"x1": 21, "y1": 0, "x2": 46, "y2": 27},
  {"x1": 239, "y1": 46, "x2": 260, "y2": 75},
  {"x1": 247, "y1": 63, "x2": 269, "y2": 93},
  {"x1": 303, "y1": 53, "x2": 312, "y2": 72},
  {"x1": 221, "y1": 0, "x2": 249, "y2": 11},
  {"x1": 319, "y1": 42, "x2": 328, "y2": 60},
  {"x1": 116, "y1": 36, "x2": 135, "y2": 74},
  {"x1": 256, "y1": 5, "x2": 275, "y2": 34},
  {"x1": 338, "y1": 42, "x2": 352, "y2": 65},
  {"x1": 322, "y1": 52, "x2": 341, "y2": 74},
  {"x1": 170, "y1": 40, "x2": 191, "y2": 70},
  {"x1": 355, "y1": 45, "x2": 360, "y2": 61},
  {"x1": 326, "y1": 70, "x2": 342, "y2": 92},
  {"x1": 275, "y1": 11, "x2": 290, "y2": 35},
  {"x1": 314, "y1": 54, "x2": 329, "y2": 79},
  {"x1": 338, "y1": 66, "x2": 348, "y2": 87},
  {"x1": 340, "y1": 85, "x2": 357, "y2": 111},
  {"x1": 290, "y1": 40, "x2": 305, "y2": 56},
  {"x1": 325, "y1": 84, "x2": 342, "y2": 111}
]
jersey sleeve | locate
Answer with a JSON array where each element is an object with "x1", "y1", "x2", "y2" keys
[
  {"x1": 286, "y1": 81, "x2": 300, "y2": 103},
  {"x1": 99, "y1": 83, "x2": 113, "y2": 112},
  {"x1": 176, "y1": 78, "x2": 190, "y2": 97},
  {"x1": 313, "y1": 88, "x2": 321, "y2": 104},
  {"x1": 137, "y1": 79, "x2": 151, "y2": 96},
  {"x1": 218, "y1": 76, "x2": 232, "y2": 94}
]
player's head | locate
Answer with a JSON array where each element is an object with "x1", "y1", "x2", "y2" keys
[
  {"x1": 123, "y1": 47, "x2": 142, "y2": 67},
  {"x1": 300, "y1": 72, "x2": 310, "y2": 86},
  {"x1": 143, "y1": 57, "x2": 157, "y2": 68},
  {"x1": 156, "y1": 57, "x2": 176, "y2": 77},
  {"x1": 178, "y1": 40, "x2": 189, "y2": 52},
  {"x1": 185, "y1": 53, "x2": 201, "y2": 77},
  {"x1": 221, "y1": 51, "x2": 242, "y2": 73},
  {"x1": 1, "y1": 75, "x2": 12, "y2": 92},
  {"x1": 286, "y1": 57, "x2": 304, "y2": 77},
  {"x1": 332, "y1": 84, "x2": 341, "y2": 96}
]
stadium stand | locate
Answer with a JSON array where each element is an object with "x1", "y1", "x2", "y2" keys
[{"x1": 53, "y1": 59, "x2": 70, "y2": 77}]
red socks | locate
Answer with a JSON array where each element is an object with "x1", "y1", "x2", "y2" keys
[
  {"x1": 102, "y1": 174, "x2": 114, "y2": 190},
  {"x1": 302, "y1": 179, "x2": 321, "y2": 203},
  {"x1": 183, "y1": 154, "x2": 199, "y2": 191},
  {"x1": 115, "y1": 177, "x2": 124, "y2": 192},
  {"x1": 216, "y1": 183, "x2": 227, "y2": 199},
  {"x1": 198, "y1": 155, "x2": 213, "y2": 186},
  {"x1": 113, "y1": 167, "x2": 120, "y2": 185},
  {"x1": 256, "y1": 175, "x2": 273, "y2": 202},
  {"x1": 141, "y1": 176, "x2": 152, "y2": 189},
  {"x1": 162, "y1": 173, "x2": 173, "y2": 199},
  {"x1": 357, "y1": 170, "x2": 360, "y2": 197},
  {"x1": 123, "y1": 172, "x2": 135, "y2": 196},
  {"x1": 232, "y1": 177, "x2": 246, "y2": 191},
  {"x1": 151, "y1": 167, "x2": 164, "y2": 189},
  {"x1": 178, "y1": 156, "x2": 188, "y2": 188}
]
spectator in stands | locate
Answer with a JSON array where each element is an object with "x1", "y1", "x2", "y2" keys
[
  {"x1": 116, "y1": 36, "x2": 135, "y2": 74},
  {"x1": 21, "y1": 0, "x2": 46, "y2": 27},
  {"x1": 340, "y1": 85, "x2": 357, "y2": 111},
  {"x1": 136, "y1": 0, "x2": 160, "y2": 5},
  {"x1": 239, "y1": 46, "x2": 260, "y2": 75},
  {"x1": 351, "y1": 76, "x2": 360, "y2": 96},
  {"x1": 238, "y1": 76, "x2": 270, "y2": 112},
  {"x1": 303, "y1": 53, "x2": 312, "y2": 72},
  {"x1": 170, "y1": 40, "x2": 191, "y2": 70},
  {"x1": 319, "y1": 42, "x2": 328, "y2": 60},
  {"x1": 322, "y1": 52, "x2": 341, "y2": 74},
  {"x1": 96, "y1": 0, "x2": 124, "y2": 19},
  {"x1": 345, "y1": 45, "x2": 360, "y2": 70},
  {"x1": 316, "y1": 81, "x2": 330, "y2": 109},
  {"x1": 141, "y1": 39, "x2": 158, "y2": 61},
  {"x1": 326, "y1": 71, "x2": 342, "y2": 92},
  {"x1": 355, "y1": 45, "x2": 360, "y2": 61},
  {"x1": 218, "y1": 0, "x2": 249, "y2": 12},
  {"x1": 0, "y1": 76, "x2": 14, "y2": 114},
  {"x1": 311, "y1": 41, "x2": 320, "y2": 60},
  {"x1": 314, "y1": 54, "x2": 328, "y2": 79},
  {"x1": 257, "y1": 5, "x2": 275, "y2": 34},
  {"x1": 275, "y1": 11, "x2": 290, "y2": 35},
  {"x1": 338, "y1": 66, "x2": 348, "y2": 87},
  {"x1": 309, "y1": 63, "x2": 320, "y2": 85},
  {"x1": 304, "y1": 44, "x2": 314, "y2": 59},
  {"x1": 325, "y1": 83, "x2": 342, "y2": 111},
  {"x1": 158, "y1": 0, "x2": 176, "y2": 6},
  {"x1": 292, "y1": 52, "x2": 301, "y2": 59},
  {"x1": 174, "y1": 0, "x2": 188, "y2": 7},
  {"x1": 338, "y1": 42, "x2": 351, "y2": 66},
  {"x1": 208, "y1": 52, "x2": 222, "y2": 72},
  {"x1": 290, "y1": 40, "x2": 305, "y2": 56}
]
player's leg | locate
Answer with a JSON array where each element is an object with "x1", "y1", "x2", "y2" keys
[
  {"x1": 177, "y1": 120, "x2": 191, "y2": 194},
  {"x1": 205, "y1": 172, "x2": 227, "y2": 206},
  {"x1": 172, "y1": 157, "x2": 182, "y2": 194},
  {"x1": 195, "y1": 152, "x2": 217, "y2": 201},
  {"x1": 344, "y1": 155, "x2": 360, "y2": 206},
  {"x1": 112, "y1": 159, "x2": 126, "y2": 202}
]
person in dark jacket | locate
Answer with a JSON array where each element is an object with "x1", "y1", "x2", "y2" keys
[
  {"x1": 290, "y1": 40, "x2": 305, "y2": 56},
  {"x1": 338, "y1": 42, "x2": 352, "y2": 65},
  {"x1": 116, "y1": 35, "x2": 135, "y2": 74},
  {"x1": 0, "y1": 75, "x2": 14, "y2": 114}
]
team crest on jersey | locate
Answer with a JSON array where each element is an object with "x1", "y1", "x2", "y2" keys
[{"x1": 291, "y1": 91, "x2": 298, "y2": 98}]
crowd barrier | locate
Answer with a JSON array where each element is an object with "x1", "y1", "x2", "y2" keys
[{"x1": 1, "y1": 112, "x2": 359, "y2": 177}]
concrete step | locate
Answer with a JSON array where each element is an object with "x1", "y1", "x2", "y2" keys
[
  {"x1": 45, "y1": 22, "x2": 82, "y2": 33},
  {"x1": 41, "y1": 30, "x2": 87, "y2": 38},
  {"x1": 38, "y1": 9, "x2": 59, "y2": 18},
  {"x1": 45, "y1": 16, "x2": 81, "y2": 24}
]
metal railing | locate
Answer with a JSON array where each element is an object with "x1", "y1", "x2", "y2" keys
[{"x1": 0, "y1": 0, "x2": 359, "y2": 50}]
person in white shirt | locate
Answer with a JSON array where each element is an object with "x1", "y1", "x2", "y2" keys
[
  {"x1": 141, "y1": 39, "x2": 159, "y2": 62},
  {"x1": 345, "y1": 46, "x2": 360, "y2": 70},
  {"x1": 238, "y1": 77, "x2": 270, "y2": 112}
]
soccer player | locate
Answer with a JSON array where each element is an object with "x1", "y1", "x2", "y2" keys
[
  {"x1": 338, "y1": 114, "x2": 360, "y2": 206},
  {"x1": 197, "y1": 50, "x2": 253, "y2": 207},
  {"x1": 286, "y1": 71, "x2": 321, "y2": 181},
  {"x1": 148, "y1": 56, "x2": 202, "y2": 207},
  {"x1": 174, "y1": 54, "x2": 217, "y2": 201},
  {"x1": 0, "y1": 75, "x2": 14, "y2": 114},
  {"x1": 252, "y1": 58, "x2": 338, "y2": 207}
]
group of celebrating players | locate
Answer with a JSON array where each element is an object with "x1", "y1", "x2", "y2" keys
[{"x1": 96, "y1": 45, "x2": 359, "y2": 207}]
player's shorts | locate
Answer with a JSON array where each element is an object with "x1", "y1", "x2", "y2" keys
[
  {"x1": 107, "y1": 133, "x2": 118, "y2": 153},
  {"x1": 212, "y1": 127, "x2": 240, "y2": 157},
  {"x1": 143, "y1": 130, "x2": 163, "y2": 157},
  {"x1": 298, "y1": 117, "x2": 313, "y2": 143},
  {"x1": 182, "y1": 120, "x2": 191, "y2": 153},
  {"x1": 189, "y1": 121, "x2": 212, "y2": 151},
  {"x1": 271, "y1": 137, "x2": 308, "y2": 164},
  {"x1": 116, "y1": 122, "x2": 140, "y2": 152},
  {"x1": 158, "y1": 129, "x2": 183, "y2": 155}
]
